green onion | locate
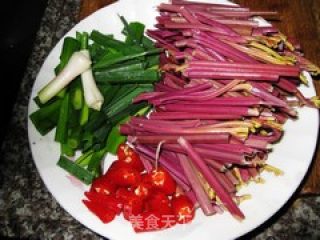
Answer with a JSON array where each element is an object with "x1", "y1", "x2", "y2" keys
[
  {"x1": 57, "y1": 156, "x2": 95, "y2": 184},
  {"x1": 55, "y1": 93, "x2": 70, "y2": 143},
  {"x1": 95, "y1": 69, "x2": 159, "y2": 84},
  {"x1": 93, "y1": 48, "x2": 162, "y2": 69}
]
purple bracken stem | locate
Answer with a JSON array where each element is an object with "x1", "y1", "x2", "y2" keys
[
  {"x1": 130, "y1": 117, "x2": 201, "y2": 128},
  {"x1": 160, "y1": 144, "x2": 246, "y2": 165},
  {"x1": 204, "y1": 158, "x2": 227, "y2": 172},
  {"x1": 202, "y1": 47, "x2": 227, "y2": 61},
  {"x1": 164, "y1": 72, "x2": 186, "y2": 87},
  {"x1": 189, "y1": 61, "x2": 299, "y2": 73},
  {"x1": 192, "y1": 48, "x2": 216, "y2": 61},
  {"x1": 196, "y1": 143, "x2": 255, "y2": 155},
  {"x1": 276, "y1": 78, "x2": 298, "y2": 94},
  {"x1": 163, "y1": 75, "x2": 183, "y2": 89},
  {"x1": 135, "y1": 144, "x2": 190, "y2": 190},
  {"x1": 139, "y1": 154, "x2": 153, "y2": 173},
  {"x1": 149, "y1": 111, "x2": 243, "y2": 120},
  {"x1": 119, "y1": 124, "x2": 132, "y2": 135},
  {"x1": 225, "y1": 170, "x2": 239, "y2": 185},
  {"x1": 171, "y1": 0, "x2": 242, "y2": 8},
  {"x1": 148, "y1": 29, "x2": 180, "y2": 38},
  {"x1": 211, "y1": 167, "x2": 236, "y2": 193},
  {"x1": 177, "y1": 137, "x2": 245, "y2": 220},
  {"x1": 139, "y1": 151, "x2": 191, "y2": 192},
  {"x1": 250, "y1": 86, "x2": 289, "y2": 108},
  {"x1": 194, "y1": 12, "x2": 240, "y2": 37},
  {"x1": 133, "y1": 133, "x2": 230, "y2": 145},
  {"x1": 176, "y1": 96, "x2": 262, "y2": 106},
  {"x1": 185, "y1": 189, "x2": 199, "y2": 207},
  {"x1": 155, "y1": 82, "x2": 178, "y2": 92},
  {"x1": 239, "y1": 168, "x2": 251, "y2": 183},
  {"x1": 244, "y1": 138, "x2": 271, "y2": 150},
  {"x1": 163, "y1": 22, "x2": 238, "y2": 37},
  {"x1": 160, "y1": 104, "x2": 258, "y2": 117},
  {"x1": 248, "y1": 167, "x2": 259, "y2": 179},
  {"x1": 147, "y1": 30, "x2": 179, "y2": 52},
  {"x1": 151, "y1": 79, "x2": 242, "y2": 104},
  {"x1": 133, "y1": 92, "x2": 165, "y2": 103},
  {"x1": 249, "y1": 82, "x2": 273, "y2": 93},
  {"x1": 149, "y1": 82, "x2": 213, "y2": 105},
  {"x1": 187, "y1": 62, "x2": 300, "y2": 77},
  {"x1": 178, "y1": 153, "x2": 217, "y2": 216},
  {"x1": 193, "y1": 31, "x2": 257, "y2": 63},
  {"x1": 183, "y1": 69, "x2": 280, "y2": 81},
  {"x1": 193, "y1": 145, "x2": 248, "y2": 165}
]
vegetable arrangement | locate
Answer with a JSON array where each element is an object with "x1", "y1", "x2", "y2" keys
[
  {"x1": 30, "y1": 18, "x2": 161, "y2": 184},
  {"x1": 29, "y1": 0, "x2": 320, "y2": 234},
  {"x1": 119, "y1": 0, "x2": 320, "y2": 221}
]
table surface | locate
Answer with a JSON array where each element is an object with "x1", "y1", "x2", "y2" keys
[{"x1": 0, "y1": 0, "x2": 319, "y2": 239}]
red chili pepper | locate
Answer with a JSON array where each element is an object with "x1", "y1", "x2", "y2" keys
[
  {"x1": 115, "y1": 188, "x2": 144, "y2": 220},
  {"x1": 123, "y1": 197, "x2": 144, "y2": 221},
  {"x1": 146, "y1": 167, "x2": 177, "y2": 195},
  {"x1": 84, "y1": 191, "x2": 122, "y2": 215},
  {"x1": 146, "y1": 191, "x2": 172, "y2": 214},
  {"x1": 116, "y1": 143, "x2": 129, "y2": 161},
  {"x1": 117, "y1": 144, "x2": 144, "y2": 172},
  {"x1": 83, "y1": 199, "x2": 116, "y2": 224},
  {"x1": 171, "y1": 195, "x2": 195, "y2": 224},
  {"x1": 109, "y1": 166, "x2": 141, "y2": 187},
  {"x1": 133, "y1": 181, "x2": 153, "y2": 200},
  {"x1": 83, "y1": 145, "x2": 191, "y2": 229},
  {"x1": 105, "y1": 160, "x2": 126, "y2": 176},
  {"x1": 90, "y1": 176, "x2": 116, "y2": 195},
  {"x1": 115, "y1": 187, "x2": 132, "y2": 202}
]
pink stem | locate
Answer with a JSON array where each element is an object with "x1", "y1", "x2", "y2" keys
[
  {"x1": 177, "y1": 137, "x2": 244, "y2": 220},
  {"x1": 150, "y1": 82, "x2": 212, "y2": 105},
  {"x1": 139, "y1": 154, "x2": 153, "y2": 173},
  {"x1": 130, "y1": 117, "x2": 200, "y2": 128},
  {"x1": 184, "y1": 70, "x2": 280, "y2": 81},
  {"x1": 133, "y1": 92, "x2": 165, "y2": 103},
  {"x1": 193, "y1": 31, "x2": 257, "y2": 63},
  {"x1": 211, "y1": 167, "x2": 236, "y2": 193},
  {"x1": 176, "y1": 96, "x2": 262, "y2": 106},
  {"x1": 197, "y1": 143, "x2": 255, "y2": 155},
  {"x1": 239, "y1": 168, "x2": 250, "y2": 182},
  {"x1": 250, "y1": 86, "x2": 289, "y2": 108},
  {"x1": 135, "y1": 145, "x2": 191, "y2": 191},
  {"x1": 194, "y1": 12, "x2": 239, "y2": 37},
  {"x1": 204, "y1": 158, "x2": 227, "y2": 172},
  {"x1": 178, "y1": 153, "x2": 217, "y2": 216},
  {"x1": 162, "y1": 144, "x2": 247, "y2": 165},
  {"x1": 149, "y1": 111, "x2": 243, "y2": 120},
  {"x1": 132, "y1": 133, "x2": 230, "y2": 144},
  {"x1": 225, "y1": 170, "x2": 239, "y2": 185},
  {"x1": 151, "y1": 79, "x2": 242, "y2": 104},
  {"x1": 159, "y1": 104, "x2": 259, "y2": 117}
]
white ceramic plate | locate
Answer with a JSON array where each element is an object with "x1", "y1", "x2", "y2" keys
[{"x1": 28, "y1": 0, "x2": 319, "y2": 239}]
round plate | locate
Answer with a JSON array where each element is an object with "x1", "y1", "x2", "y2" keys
[{"x1": 28, "y1": 0, "x2": 319, "y2": 239}]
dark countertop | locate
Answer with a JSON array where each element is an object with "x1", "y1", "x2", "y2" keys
[{"x1": 0, "y1": 0, "x2": 319, "y2": 239}]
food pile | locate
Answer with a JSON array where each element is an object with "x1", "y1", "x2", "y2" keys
[
  {"x1": 30, "y1": 19, "x2": 161, "y2": 183},
  {"x1": 120, "y1": 0, "x2": 320, "y2": 221},
  {"x1": 83, "y1": 144, "x2": 195, "y2": 232}
]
